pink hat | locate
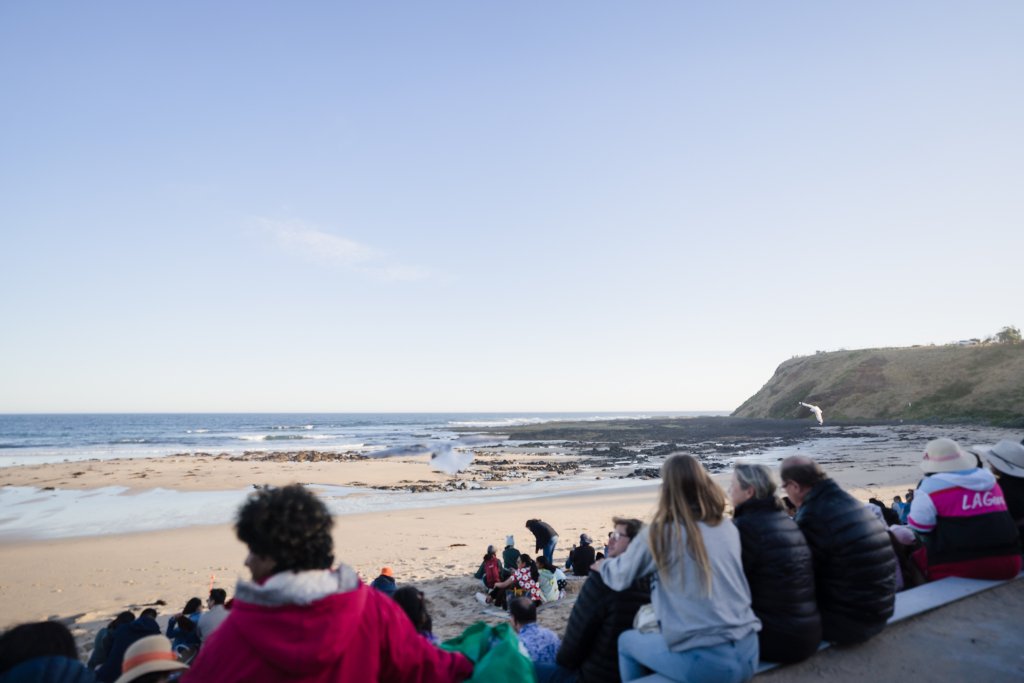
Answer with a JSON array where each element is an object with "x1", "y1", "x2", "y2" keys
[{"x1": 921, "y1": 438, "x2": 976, "y2": 474}]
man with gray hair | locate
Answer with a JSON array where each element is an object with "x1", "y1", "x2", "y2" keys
[{"x1": 780, "y1": 455, "x2": 896, "y2": 645}]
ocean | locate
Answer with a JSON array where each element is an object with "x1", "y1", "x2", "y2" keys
[
  {"x1": 0, "y1": 412, "x2": 725, "y2": 540},
  {"x1": 0, "y1": 411, "x2": 721, "y2": 468},
  {"x1": 1, "y1": 413, "x2": 1010, "y2": 541}
]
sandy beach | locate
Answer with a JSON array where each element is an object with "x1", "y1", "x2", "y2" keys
[{"x1": 0, "y1": 440, "x2": 925, "y2": 660}]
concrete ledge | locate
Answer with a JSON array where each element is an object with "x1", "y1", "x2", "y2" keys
[{"x1": 756, "y1": 571, "x2": 1024, "y2": 675}]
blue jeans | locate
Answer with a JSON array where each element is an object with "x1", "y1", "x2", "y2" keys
[
  {"x1": 543, "y1": 535, "x2": 559, "y2": 565},
  {"x1": 618, "y1": 629, "x2": 759, "y2": 683}
]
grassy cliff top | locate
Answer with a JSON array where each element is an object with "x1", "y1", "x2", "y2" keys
[{"x1": 732, "y1": 344, "x2": 1024, "y2": 426}]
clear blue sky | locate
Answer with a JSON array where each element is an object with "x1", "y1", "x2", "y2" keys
[{"x1": 2, "y1": 2, "x2": 1021, "y2": 413}]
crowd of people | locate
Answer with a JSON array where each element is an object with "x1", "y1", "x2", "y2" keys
[{"x1": 2, "y1": 435, "x2": 1022, "y2": 683}]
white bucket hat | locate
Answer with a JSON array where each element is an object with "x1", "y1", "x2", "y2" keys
[
  {"x1": 974, "y1": 439, "x2": 1024, "y2": 478},
  {"x1": 920, "y1": 438, "x2": 977, "y2": 474}
]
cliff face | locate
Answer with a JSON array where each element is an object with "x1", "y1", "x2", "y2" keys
[{"x1": 732, "y1": 345, "x2": 1024, "y2": 426}]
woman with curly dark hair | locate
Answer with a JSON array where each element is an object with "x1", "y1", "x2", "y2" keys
[{"x1": 185, "y1": 484, "x2": 473, "y2": 683}]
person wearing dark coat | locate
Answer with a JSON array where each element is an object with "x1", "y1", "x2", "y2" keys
[
  {"x1": 535, "y1": 517, "x2": 650, "y2": 683},
  {"x1": 730, "y1": 464, "x2": 822, "y2": 663},
  {"x1": 567, "y1": 534, "x2": 597, "y2": 577},
  {"x1": 370, "y1": 567, "x2": 397, "y2": 597},
  {"x1": 96, "y1": 610, "x2": 161, "y2": 682},
  {"x1": 85, "y1": 611, "x2": 133, "y2": 671},
  {"x1": 0, "y1": 621, "x2": 97, "y2": 683},
  {"x1": 977, "y1": 439, "x2": 1024, "y2": 545},
  {"x1": 502, "y1": 536, "x2": 521, "y2": 573},
  {"x1": 781, "y1": 456, "x2": 896, "y2": 646},
  {"x1": 526, "y1": 519, "x2": 559, "y2": 566}
]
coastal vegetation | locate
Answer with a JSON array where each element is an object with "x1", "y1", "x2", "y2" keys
[{"x1": 733, "y1": 342, "x2": 1024, "y2": 426}]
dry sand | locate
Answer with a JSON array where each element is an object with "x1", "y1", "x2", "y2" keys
[{"x1": 0, "y1": 448, "x2": 938, "y2": 674}]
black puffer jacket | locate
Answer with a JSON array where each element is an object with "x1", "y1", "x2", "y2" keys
[
  {"x1": 796, "y1": 479, "x2": 896, "y2": 644},
  {"x1": 556, "y1": 572, "x2": 651, "y2": 683},
  {"x1": 733, "y1": 496, "x2": 821, "y2": 663}
]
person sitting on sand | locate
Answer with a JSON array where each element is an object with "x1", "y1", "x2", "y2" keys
[
  {"x1": 392, "y1": 586, "x2": 439, "y2": 645},
  {"x1": 729, "y1": 463, "x2": 821, "y2": 664},
  {"x1": 197, "y1": 589, "x2": 229, "y2": 644},
  {"x1": 906, "y1": 438, "x2": 1021, "y2": 581},
  {"x1": 490, "y1": 553, "x2": 544, "y2": 607},
  {"x1": 114, "y1": 634, "x2": 187, "y2": 683},
  {"x1": 484, "y1": 549, "x2": 505, "y2": 589},
  {"x1": 781, "y1": 455, "x2": 895, "y2": 645},
  {"x1": 165, "y1": 597, "x2": 202, "y2": 657},
  {"x1": 0, "y1": 620, "x2": 96, "y2": 683},
  {"x1": 535, "y1": 556, "x2": 566, "y2": 603},
  {"x1": 97, "y1": 609, "x2": 161, "y2": 683},
  {"x1": 976, "y1": 439, "x2": 1024, "y2": 544},
  {"x1": 565, "y1": 534, "x2": 597, "y2": 577},
  {"x1": 473, "y1": 546, "x2": 504, "y2": 589},
  {"x1": 87, "y1": 611, "x2": 134, "y2": 671},
  {"x1": 509, "y1": 598, "x2": 560, "y2": 664},
  {"x1": 502, "y1": 536, "x2": 520, "y2": 573},
  {"x1": 525, "y1": 519, "x2": 559, "y2": 566},
  {"x1": 868, "y1": 497, "x2": 900, "y2": 526},
  {"x1": 182, "y1": 484, "x2": 473, "y2": 682},
  {"x1": 370, "y1": 567, "x2": 398, "y2": 597},
  {"x1": 535, "y1": 516, "x2": 650, "y2": 683},
  {"x1": 598, "y1": 455, "x2": 760, "y2": 683}
]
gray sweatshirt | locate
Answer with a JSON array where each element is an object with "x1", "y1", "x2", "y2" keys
[{"x1": 599, "y1": 520, "x2": 760, "y2": 652}]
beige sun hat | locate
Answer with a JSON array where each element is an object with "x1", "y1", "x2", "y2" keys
[
  {"x1": 975, "y1": 439, "x2": 1024, "y2": 478},
  {"x1": 114, "y1": 635, "x2": 187, "y2": 683},
  {"x1": 920, "y1": 438, "x2": 977, "y2": 474}
]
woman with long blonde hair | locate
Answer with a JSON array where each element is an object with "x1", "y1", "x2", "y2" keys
[{"x1": 598, "y1": 454, "x2": 760, "y2": 682}]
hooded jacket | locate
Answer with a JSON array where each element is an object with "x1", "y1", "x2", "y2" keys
[
  {"x1": 0, "y1": 656, "x2": 97, "y2": 683},
  {"x1": 795, "y1": 478, "x2": 896, "y2": 644},
  {"x1": 907, "y1": 468, "x2": 1021, "y2": 580},
  {"x1": 733, "y1": 496, "x2": 821, "y2": 663},
  {"x1": 183, "y1": 565, "x2": 472, "y2": 683},
  {"x1": 96, "y1": 616, "x2": 161, "y2": 683}
]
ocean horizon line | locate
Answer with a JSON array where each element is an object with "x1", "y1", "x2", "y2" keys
[{"x1": 0, "y1": 409, "x2": 732, "y2": 417}]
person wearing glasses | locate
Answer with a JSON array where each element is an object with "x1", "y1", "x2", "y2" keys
[
  {"x1": 780, "y1": 455, "x2": 895, "y2": 646},
  {"x1": 535, "y1": 516, "x2": 650, "y2": 683}
]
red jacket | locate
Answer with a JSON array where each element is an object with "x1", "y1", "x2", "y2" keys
[{"x1": 183, "y1": 566, "x2": 473, "y2": 683}]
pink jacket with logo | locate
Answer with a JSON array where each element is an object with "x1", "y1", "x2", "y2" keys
[
  {"x1": 183, "y1": 565, "x2": 473, "y2": 683},
  {"x1": 907, "y1": 468, "x2": 1021, "y2": 580}
]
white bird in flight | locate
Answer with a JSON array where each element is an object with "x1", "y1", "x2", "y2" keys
[
  {"x1": 370, "y1": 442, "x2": 475, "y2": 474},
  {"x1": 798, "y1": 402, "x2": 824, "y2": 425}
]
